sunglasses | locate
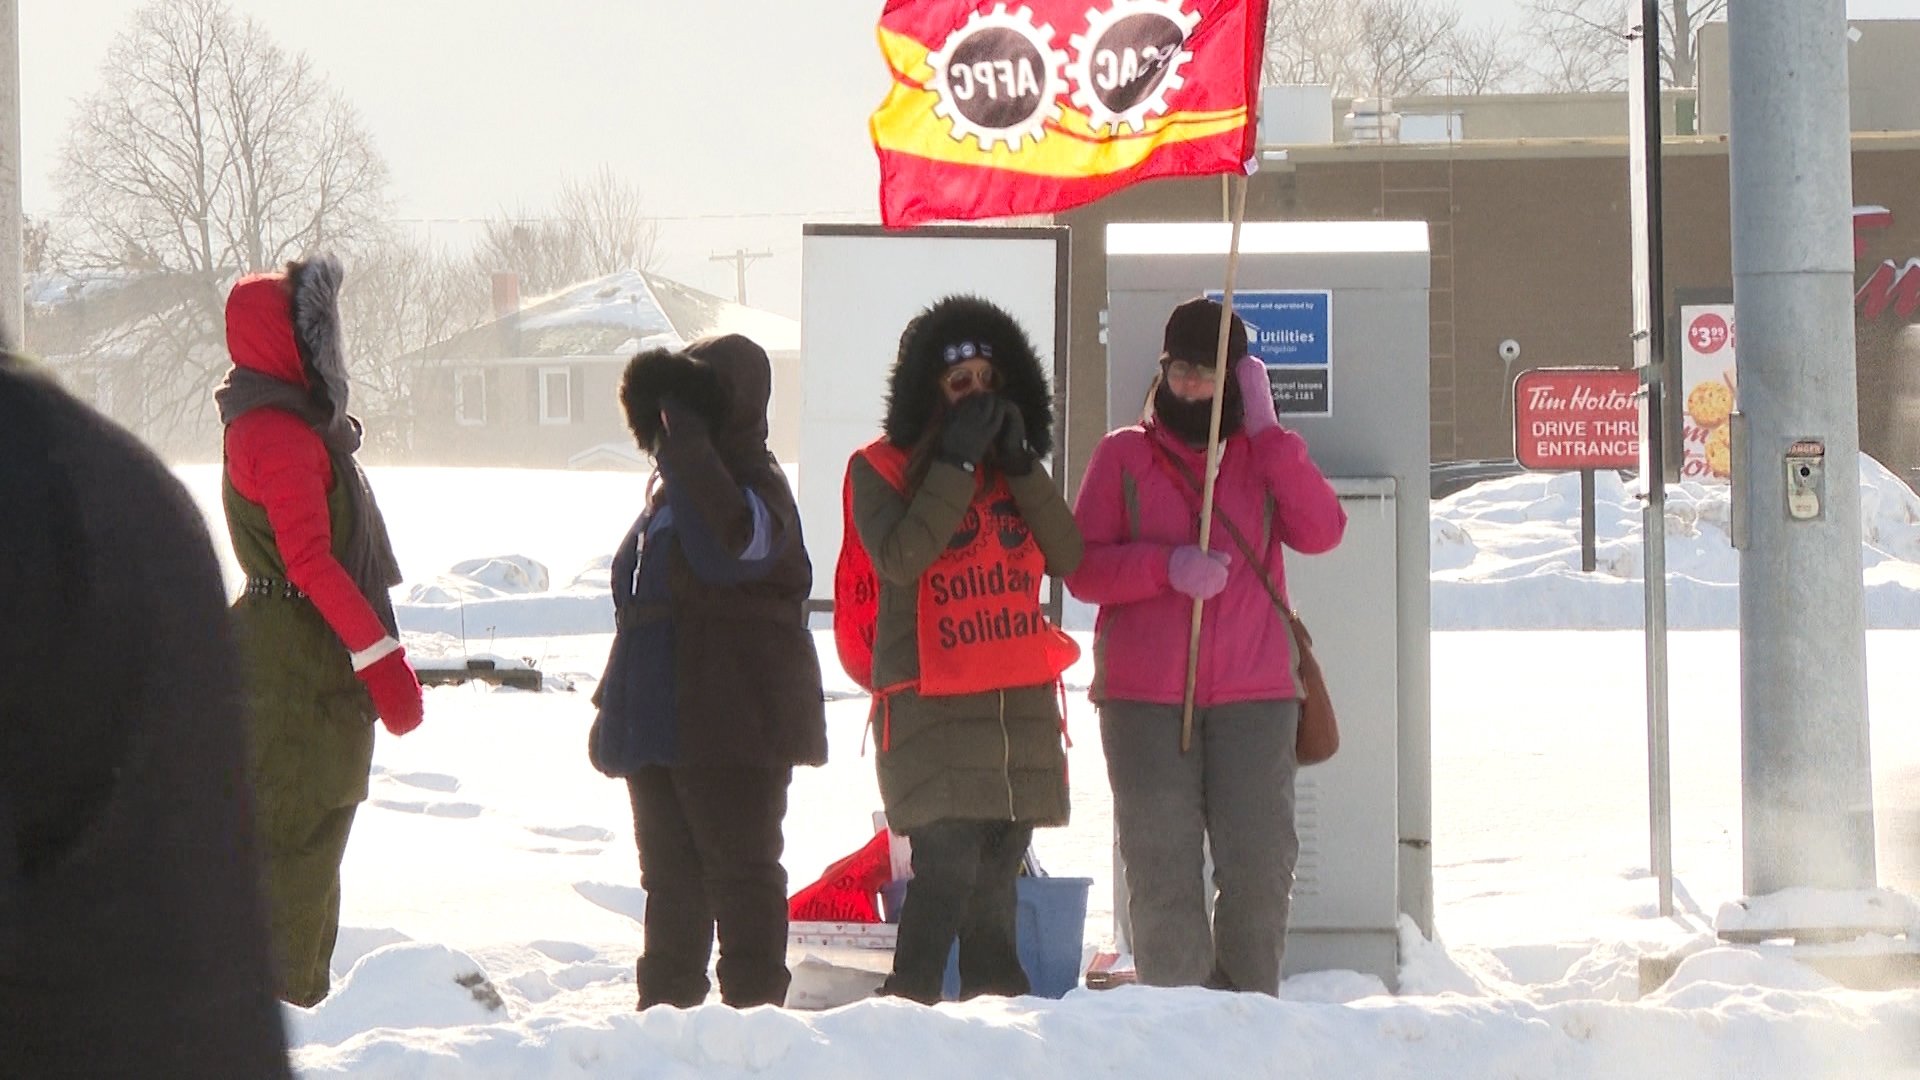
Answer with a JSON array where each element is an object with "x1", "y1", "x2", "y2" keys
[
  {"x1": 943, "y1": 366, "x2": 1001, "y2": 394},
  {"x1": 1163, "y1": 359, "x2": 1221, "y2": 385}
]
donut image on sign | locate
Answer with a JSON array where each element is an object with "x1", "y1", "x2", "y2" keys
[
  {"x1": 1705, "y1": 423, "x2": 1732, "y2": 479},
  {"x1": 1686, "y1": 379, "x2": 1733, "y2": 430}
]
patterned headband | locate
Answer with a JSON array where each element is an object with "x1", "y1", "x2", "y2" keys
[{"x1": 941, "y1": 340, "x2": 994, "y2": 365}]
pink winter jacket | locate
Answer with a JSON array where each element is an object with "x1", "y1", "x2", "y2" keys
[{"x1": 1067, "y1": 421, "x2": 1346, "y2": 706}]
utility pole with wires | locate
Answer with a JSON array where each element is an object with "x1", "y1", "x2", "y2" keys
[{"x1": 709, "y1": 247, "x2": 772, "y2": 305}]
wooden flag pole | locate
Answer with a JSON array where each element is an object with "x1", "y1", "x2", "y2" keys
[{"x1": 1179, "y1": 171, "x2": 1251, "y2": 753}]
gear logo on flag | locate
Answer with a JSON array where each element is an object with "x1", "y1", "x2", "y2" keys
[
  {"x1": 1068, "y1": 0, "x2": 1200, "y2": 134},
  {"x1": 928, "y1": 4, "x2": 1069, "y2": 152}
]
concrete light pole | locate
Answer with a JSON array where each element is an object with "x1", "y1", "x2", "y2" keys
[
  {"x1": 0, "y1": 0, "x2": 21, "y2": 351},
  {"x1": 1728, "y1": 0, "x2": 1877, "y2": 895}
]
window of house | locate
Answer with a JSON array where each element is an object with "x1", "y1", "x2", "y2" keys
[
  {"x1": 454, "y1": 369, "x2": 486, "y2": 426},
  {"x1": 538, "y1": 367, "x2": 571, "y2": 425}
]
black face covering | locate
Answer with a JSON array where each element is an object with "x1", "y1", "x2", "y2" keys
[{"x1": 1153, "y1": 367, "x2": 1243, "y2": 446}]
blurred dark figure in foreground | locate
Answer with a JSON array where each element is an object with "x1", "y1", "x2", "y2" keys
[{"x1": 0, "y1": 355, "x2": 291, "y2": 1076}]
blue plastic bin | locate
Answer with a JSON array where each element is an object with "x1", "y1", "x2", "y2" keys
[{"x1": 877, "y1": 876, "x2": 1092, "y2": 999}]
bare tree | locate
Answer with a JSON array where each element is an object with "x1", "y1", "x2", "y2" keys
[
  {"x1": 45, "y1": 0, "x2": 390, "y2": 457},
  {"x1": 53, "y1": 0, "x2": 388, "y2": 275},
  {"x1": 555, "y1": 166, "x2": 663, "y2": 281},
  {"x1": 476, "y1": 167, "x2": 662, "y2": 297},
  {"x1": 1264, "y1": 0, "x2": 1363, "y2": 91},
  {"x1": 339, "y1": 234, "x2": 491, "y2": 458},
  {"x1": 1445, "y1": 23, "x2": 1529, "y2": 95},
  {"x1": 27, "y1": 272, "x2": 231, "y2": 454},
  {"x1": 473, "y1": 208, "x2": 573, "y2": 299},
  {"x1": 1521, "y1": 0, "x2": 1728, "y2": 91},
  {"x1": 1266, "y1": 0, "x2": 1520, "y2": 100},
  {"x1": 1350, "y1": 0, "x2": 1463, "y2": 99},
  {"x1": 1527, "y1": 6, "x2": 1626, "y2": 93}
]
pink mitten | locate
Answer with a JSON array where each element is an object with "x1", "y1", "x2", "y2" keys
[
  {"x1": 1168, "y1": 545, "x2": 1231, "y2": 600},
  {"x1": 1236, "y1": 354, "x2": 1279, "y2": 436}
]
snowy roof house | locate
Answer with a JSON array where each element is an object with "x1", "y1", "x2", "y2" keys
[{"x1": 407, "y1": 269, "x2": 803, "y2": 469}]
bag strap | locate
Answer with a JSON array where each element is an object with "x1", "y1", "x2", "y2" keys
[{"x1": 1145, "y1": 436, "x2": 1292, "y2": 621}]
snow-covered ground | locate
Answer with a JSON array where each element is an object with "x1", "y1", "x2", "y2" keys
[
  {"x1": 1432, "y1": 456, "x2": 1920, "y2": 629},
  {"x1": 169, "y1": 464, "x2": 1920, "y2": 1079}
]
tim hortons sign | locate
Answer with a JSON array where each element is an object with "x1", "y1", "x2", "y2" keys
[{"x1": 1512, "y1": 368, "x2": 1641, "y2": 472}]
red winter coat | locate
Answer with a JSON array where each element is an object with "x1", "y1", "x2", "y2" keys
[
  {"x1": 221, "y1": 274, "x2": 387, "y2": 654},
  {"x1": 1066, "y1": 420, "x2": 1346, "y2": 706}
]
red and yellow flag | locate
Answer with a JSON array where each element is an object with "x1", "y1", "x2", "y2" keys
[{"x1": 871, "y1": 0, "x2": 1270, "y2": 228}]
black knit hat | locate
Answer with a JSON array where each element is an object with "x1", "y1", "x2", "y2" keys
[
  {"x1": 1162, "y1": 297, "x2": 1249, "y2": 367},
  {"x1": 884, "y1": 294, "x2": 1053, "y2": 456}
]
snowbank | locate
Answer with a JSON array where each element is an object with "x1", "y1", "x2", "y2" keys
[
  {"x1": 289, "y1": 945, "x2": 1920, "y2": 1079},
  {"x1": 176, "y1": 458, "x2": 1920, "y2": 637},
  {"x1": 290, "y1": 943, "x2": 509, "y2": 1049},
  {"x1": 1432, "y1": 455, "x2": 1920, "y2": 629},
  {"x1": 395, "y1": 556, "x2": 616, "y2": 639}
]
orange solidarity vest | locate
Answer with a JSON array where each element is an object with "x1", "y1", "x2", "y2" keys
[{"x1": 834, "y1": 438, "x2": 1079, "y2": 699}]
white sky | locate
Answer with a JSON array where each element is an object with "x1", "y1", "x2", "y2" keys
[
  {"x1": 22, "y1": 1, "x2": 1920, "y2": 317},
  {"x1": 23, "y1": 0, "x2": 896, "y2": 317}
]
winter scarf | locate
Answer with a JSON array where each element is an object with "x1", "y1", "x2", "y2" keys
[{"x1": 1152, "y1": 367, "x2": 1245, "y2": 447}]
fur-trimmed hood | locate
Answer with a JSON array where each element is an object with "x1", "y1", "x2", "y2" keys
[
  {"x1": 290, "y1": 255, "x2": 348, "y2": 420},
  {"x1": 620, "y1": 348, "x2": 724, "y2": 452},
  {"x1": 223, "y1": 253, "x2": 349, "y2": 424},
  {"x1": 884, "y1": 295, "x2": 1052, "y2": 457},
  {"x1": 619, "y1": 334, "x2": 775, "y2": 475}
]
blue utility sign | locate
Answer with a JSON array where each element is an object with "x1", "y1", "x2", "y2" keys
[{"x1": 1206, "y1": 289, "x2": 1334, "y2": 416}]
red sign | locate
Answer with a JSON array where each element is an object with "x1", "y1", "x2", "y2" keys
[
  {"x1": 1686, "y1": 311, "x2": 1731, "y2": 355},
  {"x1": 1855, "y1": 205, "x2": 1920, "y2": 322},
  {"x1": 1512, "y1": 368, "x2": 1640, "y2": 471}
]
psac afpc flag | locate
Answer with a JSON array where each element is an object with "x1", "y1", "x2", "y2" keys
[{"x1": 871, "y1": 0, "x2": 1270, "y2": 228}]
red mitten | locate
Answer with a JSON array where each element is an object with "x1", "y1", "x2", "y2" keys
[{"x1": 355, "y1": 640, "x2": 425, "y2": 736}]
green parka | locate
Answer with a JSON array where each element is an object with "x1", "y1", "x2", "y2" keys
[{"x1": 852, "y1": 458, "x2": 1083, "y2": 833}]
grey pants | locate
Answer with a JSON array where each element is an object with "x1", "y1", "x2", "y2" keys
[{"x1": 1100, "y1": 698, "x2": 1300, "y2": 995}]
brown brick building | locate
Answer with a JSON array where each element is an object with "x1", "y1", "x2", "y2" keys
[{"x1": 1059, "y1": 134, "x2": 1920, "y2": 492}]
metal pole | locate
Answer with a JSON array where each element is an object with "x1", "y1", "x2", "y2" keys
[
  {"x1": 1728, "y1": 0, "x2": 1877, "y2": 895},
  {"x1": 1627, "y1": 0, "x2": 1673, "y2": 918},
  {"x1": 1581, "y1": 469, "x2": 1597, "y2": 573},
  {"x1": 0, "y1": 0, "x2": 21, "y2": 351}
]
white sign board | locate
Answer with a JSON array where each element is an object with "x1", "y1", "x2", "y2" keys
[{"x1": 799, "y1": 226, "x2": 1067, "y2": 603}]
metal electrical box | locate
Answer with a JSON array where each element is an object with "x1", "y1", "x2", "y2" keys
[{"x1": 1103, "y1": 220, "x2": 1431, "y2": 988}]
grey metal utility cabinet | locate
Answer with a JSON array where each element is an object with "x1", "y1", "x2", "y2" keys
[{"x1": 1103, "y1": 221, "x2": 1431, "y2": 987}]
